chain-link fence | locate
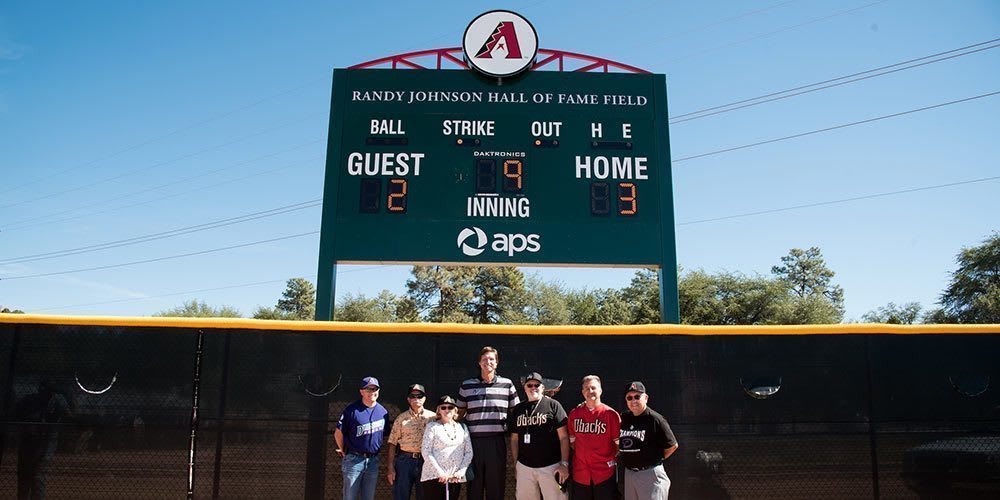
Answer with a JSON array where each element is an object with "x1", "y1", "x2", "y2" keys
[{"x1": 1, "y1": 320, "x2": 998, "y2": 499}]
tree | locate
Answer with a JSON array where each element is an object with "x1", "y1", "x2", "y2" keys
[
  {"x1": 679, "y1": 270, "x2": 789, "y2": 325},
  {"x1": 154, "y1": 299, "x2": 241, "y2": 318},
  {"x1": 565, "y1": 289, "x2": 600, "y2": 325},
  {"x1": 1, "y1": 307, "x2": 25, "y2": 314},
  {"x1": 253, "y1": 278, "x2": 316, "y2": 320},
  {"x1": 277, "y1": 278, "x2": 315, "y2": 320},
  {"x1": 622, "y1": 269, "x2": 661, "y2": 324},
  {"x1": 406, "y1": 266, "x2": 477, "y2": 322},
  {"x1": 465, "y1": 267, "x2": 529, "y2": 324},
  {"x1": 594, "y1": 289, "x2": 631, "y2": 325},
  {"x1": 524, "y1": 276, "x2": 570, "y2": 325},
  {"x1": 771, "y1": 247, "x2": 844, "y2": 323},
  {"x1": 930, "y1": 232, "x2": 1000, "y2": 323},
  {"x1": 862, "y1": 302, "x2": 922, "y2": 324},
  {"x1": 335, "y1": 290, "x2": 400, "y2": 322}
]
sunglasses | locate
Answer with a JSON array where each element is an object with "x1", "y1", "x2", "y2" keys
[
  {"x1": 525, "y1": 383, "x2": 541, "y2": 388},
  {"x1": 625, "y1": 394, "x2": 643, "y2": 401},
  {"x1": 438, "y1": 405, "x2": 456, "y2": 411},
  {"x1": 363, "y1": 387, "x2": 380, "y2": 392},
  {"x1": 407, "y1": 393, "x2": 425, "y2": 399}
]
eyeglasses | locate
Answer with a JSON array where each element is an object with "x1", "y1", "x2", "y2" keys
[
  {"x1": 625, "y1": 395, "x2": 643, "y2": 401},
  {"x1": 363, "y1": 387, "x2": 380, "y2": 392},
  {"x1": 438, "y1": 405, "x2": 456, "y2": 411},
  {"x1": 525, "y1": 383, "x2": 541, "y2": 388},
  {"x1": 407, "y1": 394, "x2": 425, "y2": 399}
]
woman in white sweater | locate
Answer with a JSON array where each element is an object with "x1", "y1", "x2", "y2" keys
[{"x1": 421, "y1": 395, "x2": 473, "y2": 499}]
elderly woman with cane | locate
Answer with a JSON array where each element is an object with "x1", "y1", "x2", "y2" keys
[{"x1": 420, "y1": 395, "x2": 473, "y2": 500}]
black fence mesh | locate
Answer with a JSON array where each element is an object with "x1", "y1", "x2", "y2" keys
[{"x1": 1, "y1": 321, "x2": 998, "y2": 499}]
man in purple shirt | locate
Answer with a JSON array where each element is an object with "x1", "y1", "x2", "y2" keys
[{"x1": 335, "y1": 376, "x2": 390, "y2": 500}]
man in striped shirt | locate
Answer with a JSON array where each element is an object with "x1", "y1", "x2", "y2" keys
[{"x1": 457, "y1": 346, "x2": 520, "y2": 500}]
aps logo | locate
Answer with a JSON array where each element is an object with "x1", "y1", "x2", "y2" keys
[
  {"x1": 457, "y1": 227, "x2": 541, "y2": 257},
  {"x1": 463, "y1": 10, "x2": 538, "y2": 78}
]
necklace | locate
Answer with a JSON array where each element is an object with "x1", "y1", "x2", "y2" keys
[{"x1": 441, "y1": 421, "x2": 460, "y2": 441}]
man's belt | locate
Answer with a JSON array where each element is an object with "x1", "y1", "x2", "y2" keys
[
  {"x1": 399, "y1": 451, "x2": 422, "y2": 459},
  {"x1": 626, "y1": 462, "x2": 661, "y2": 472},
  {"x1": 348, "y1": 451, "x2": 378, "y2": 459}
]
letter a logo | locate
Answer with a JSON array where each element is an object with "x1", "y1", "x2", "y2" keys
[
  {"x1": 475, "y1": 22, "x2": 523, "y2": 59},
  {"x1": 463, "y1": 10, "x2": 538, "y2": 78}
]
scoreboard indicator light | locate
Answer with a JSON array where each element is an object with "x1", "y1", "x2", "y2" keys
[
  {"x1": 456, "y1": 138, "x2": 482, "y2": 147},
  {"x1": 591, "y1": 141, "x2": 632, "y2": 150},
  {"x1": 366, "y1": 137, "x2": 409, "y2": 146},
  {"x1": 533, "y1": 139, "x2": 559, "y2": 148}
]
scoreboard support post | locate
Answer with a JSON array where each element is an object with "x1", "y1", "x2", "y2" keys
[
  {"x1": 315, "y1": 72, "x2": 348, "y2": 323},
  {"x1": 653, "y1": 74, "x2": 680, "y2": 324}
]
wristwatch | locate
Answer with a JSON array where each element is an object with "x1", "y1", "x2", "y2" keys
[{"x1": 559, "y1": 461, "x2": 569, "y2": 467}]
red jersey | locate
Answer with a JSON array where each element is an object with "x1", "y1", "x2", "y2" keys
[{"x1": 567, "y1": 402, "x2": 621, "y2": 485}]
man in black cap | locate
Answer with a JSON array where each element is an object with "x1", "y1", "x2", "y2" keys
[
  {"x1": 387, "y1": 383, "x2": 436, "y2": 500},
  {"x1": 507, "y1": 372, "x2": 570, "y2": 499},
  {"x1": 619, "y1": 381, "x2": 678, "y2": 500}
]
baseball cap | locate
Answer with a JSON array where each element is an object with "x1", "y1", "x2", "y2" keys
[
  {"x1": 625, "y1": 381, "x2": 646, "y2": 394},
  {"x1": 407, "y1": 383, "x2": 426, "y2": 396},
  {"x1": 360, "y1": 376, "x2": 380, "y2": 389},
  {"x1": 522, "y1": 372, "x2": 544, "y2": 385},
  {"x1": 436, "y1": 395, "x2": 457, "y2": 408}
]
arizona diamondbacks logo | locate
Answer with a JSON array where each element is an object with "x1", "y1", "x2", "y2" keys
[
  {"x1": 475, "y1": 22, "x2": 523, "y2": 59},
  {"x1": 463, "y1": 10, "x2": 538, "y2": 78}
]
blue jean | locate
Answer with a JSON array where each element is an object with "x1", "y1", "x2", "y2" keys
[
  {"x1": 343, "y1": 453, "x2": 380, "y2": 500},
  {"x1": 392, "y1": 454, "x2": 424, "y2": 500}
]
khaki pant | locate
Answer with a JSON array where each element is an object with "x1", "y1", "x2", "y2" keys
[
  {"x1": 622, "y1": 465, "x2": 670, "y2": 500},
  {"x1": 515, "y1": 462, "x2": 568, "y2": 500}
]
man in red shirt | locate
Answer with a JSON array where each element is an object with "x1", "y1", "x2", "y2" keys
[{"x1": 567, "y1": 375, "x2": 621, "y2": 500}]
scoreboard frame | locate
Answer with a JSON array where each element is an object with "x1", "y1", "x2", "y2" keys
[{"x1": 315, "y1": 68, "x2": 679, "y2": 323}]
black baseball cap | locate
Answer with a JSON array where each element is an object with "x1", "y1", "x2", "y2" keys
[
  {"x1": 436, "y1": 395, "x2": 457, "y2": 408},
  {"x1": 407, "y1": 384, "x2": 426, "y2": 396},
  {"x1": 522, "y1": 372, "x2": 544, "y2": 384},
  {"x1": 625, "y1": 381, "x2": 646, "y2": 394}
]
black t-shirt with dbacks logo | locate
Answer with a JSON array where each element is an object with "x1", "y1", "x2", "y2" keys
[
  {"x1": 618, "y1": 407, "x2": 677, "y2": 469},
  {"x1": 506, "y1": 396, "x2": 568, "y2": 468}
]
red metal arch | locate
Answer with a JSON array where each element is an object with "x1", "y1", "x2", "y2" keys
[{"x1": 349, "y1": 47, "x2": 649, "y2": 74}]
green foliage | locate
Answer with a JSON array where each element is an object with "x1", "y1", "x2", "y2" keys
[
  {"x1": 524, "y1": 276, "x2": 570, "y2": 325},
  {"x1": 335, "y1": 290, "x2": 401, "y2": 322},
  {"x1": 277, "y1": 278, "x2": 316, "y2": 320},
  {"x1": 679, "y1": 270, "x2": 789, "y2": 325},
  {"x1": 466, "y1": 267, "x2": 528, "y2": 324},
  {"x1": 932, "y1": 232, "x2": 1000, "y2": 324},
  {"x1": 406, "y1": 266, "x2": 477, "y2": 322},
  {"x1": 862, "y1": 302, "x2": 923, "y2": 324},
  {"x1": 622, "y1": 268, "x2": 661, "y2": 324},
  {"x1": 565, "y1": 289, "x2": 600, "y2": 325},
  {"x1": 154, "y1": 299, "x2": 241, "y2": 318},
  {"x1": 771, "y1": 247, "x2": 844, "y2": 323},
  {"x1": 1, "y1": 307, "x2": 25, "y2": 314}
]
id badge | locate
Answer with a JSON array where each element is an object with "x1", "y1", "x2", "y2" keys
[{"x1": 523, "y1": 434, "x2": 531, "y2": 444}]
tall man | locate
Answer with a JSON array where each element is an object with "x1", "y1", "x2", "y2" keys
[
  {"x1": 335, "y1": 376, "x2": 390, "y2": 500},
  {"x1": 567, "y1": 375, "x2": 621, "y2": 500},
  {"x1": 457, "y1": 346, "x2": 520, "y2": 500},
  {"x1": 619, "y1": 381, "x2": 678, "y2": 500},
  {"x1": 508, "y1": 372, "x2": 570, "y2": 500},
  {"x1": 387, "y1": 383, "x2": 436, "y2": 500}
]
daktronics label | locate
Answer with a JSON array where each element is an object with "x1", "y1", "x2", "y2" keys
[{"x1": 457, "y1": 226, "x2": 541, "y2": 257}]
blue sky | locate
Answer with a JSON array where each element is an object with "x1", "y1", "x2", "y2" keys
[{"x1": 1, "y1": 0, "x2": 997, "y2": 320}]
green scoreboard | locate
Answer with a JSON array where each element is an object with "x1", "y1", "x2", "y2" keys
[{"x1": 316, "y1": 68, "x2": 678, "y2": 322}]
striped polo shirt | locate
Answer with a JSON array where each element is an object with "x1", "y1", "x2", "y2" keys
[{"x1": 456, "y1": 374, "x2": 520, "y2": 436}]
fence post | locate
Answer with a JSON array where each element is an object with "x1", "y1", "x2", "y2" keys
[
  {"x1": 187, "y1": 330, "x2": 206, "y2": 500},
  {"x1": 0, "y1": 325, "x2": 21, "y2": 471}
]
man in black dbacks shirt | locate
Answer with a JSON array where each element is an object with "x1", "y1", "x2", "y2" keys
[
  {"x1": 507, "y1": 372, "x2": 570, "y2": 499},
  {"x1": 618, "y1": 381, "x2": 678, "y2": 500}
]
